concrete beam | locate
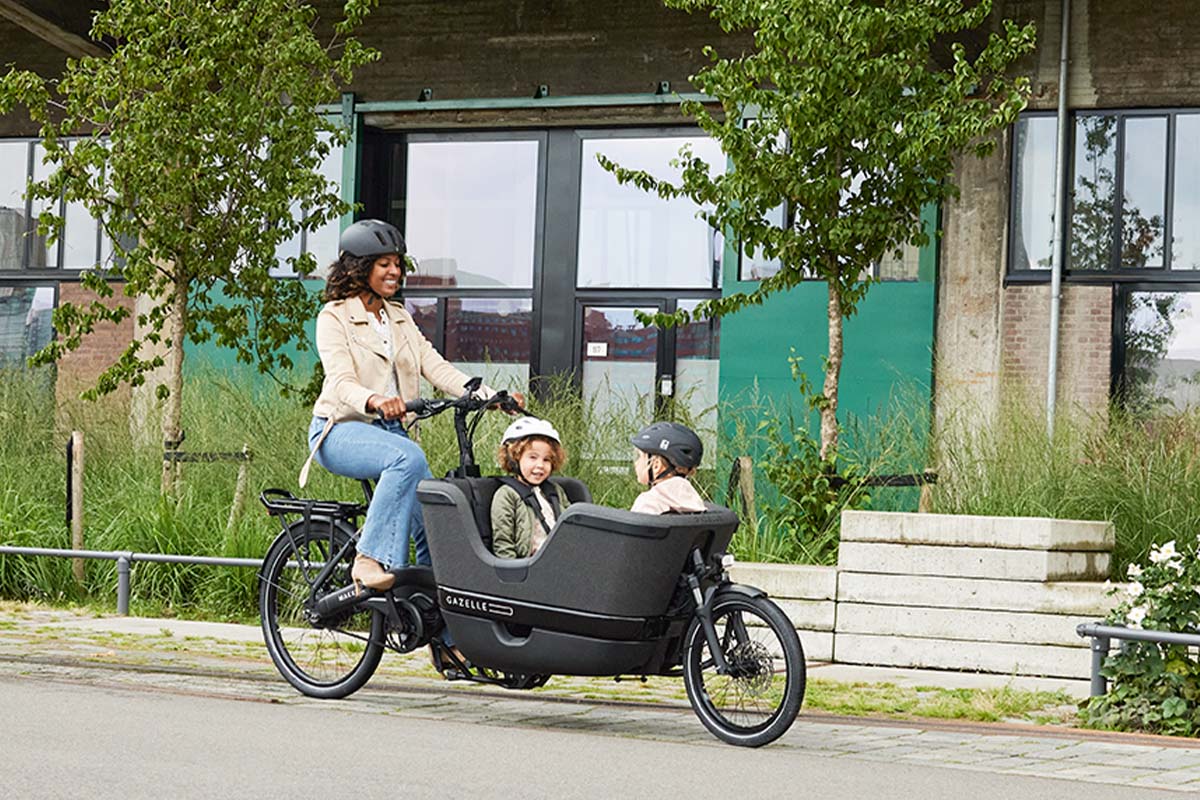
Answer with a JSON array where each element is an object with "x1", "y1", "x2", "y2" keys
[
  {"x1": 837, "y1": 541, "x2": 1110, "y2": 582},
  {"x1": 728, "y1": 563, "x2": 838, "y2": 600},
  {"x1": 834, "y1": 633, "x2": 1091, "y2": 679},
  {"x1": 837, "y1": 572, "x2": 1121, "y2": 616},
  {"x1": 836, "y1": 602, "x2": 1091, "y2": 649},
  {"x1": 841, "y1": 510, "x2": 1115, "y2": 552},
  {"x1": 0, "y1": 0, "x2": 105, "y2": 59}
]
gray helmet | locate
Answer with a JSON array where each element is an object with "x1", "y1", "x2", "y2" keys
[
  {"x1": 339, "y1": 219, "x2": 406, "y2": 259},
  {"x1": 630, "y1": 421, "x2": 703, "y2": 470}
]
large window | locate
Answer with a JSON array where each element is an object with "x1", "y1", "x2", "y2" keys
[
  {"x1": 404, "y1": 137, "x2": 540, "y2": 289},
  {"x1": 1117, "y1": 287, "x2": 1200, "y2": 411},
  {"x1": 0, "y1": 285, "x2": 54, "y2": 367},
  {"x1": 392, "y1": 133, "x2": 543, "y2": 390},
  {"x1": 368, "y1": 127, "x2": 728, "y2": 401},
  {"x1": 271, "y1": 132, "x2": 345, "y2": 277},
  {"x1": 577, "y1": 134, "x2": 725, "y2": 290},
  {"x1": 1009, "y1": 109, "x2": 1200, "y2": 277}
]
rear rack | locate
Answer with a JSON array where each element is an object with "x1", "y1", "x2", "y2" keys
[{"x1": 260, "y1": 488, "x2": 368, "y2": 521}]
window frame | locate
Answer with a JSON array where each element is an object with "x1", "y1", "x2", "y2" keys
[{"x1": 1007, "y1": 107, "x2": 1200, "y2": 284}]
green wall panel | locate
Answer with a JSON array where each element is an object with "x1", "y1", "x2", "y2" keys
[
  {"x1": 718, "y1": 207, "x2": 937, "y2": 432},
  {"x1": 183, "y1": 279, "x2": 325, "y2": 382}
]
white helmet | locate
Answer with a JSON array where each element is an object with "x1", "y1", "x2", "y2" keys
[{"x1": 501, "y1": 416, "x2": 561, "y2": 445}]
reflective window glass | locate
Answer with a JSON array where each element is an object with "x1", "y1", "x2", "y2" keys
[
  {"x1": 1124, "y1": 290, "x2": 1200, "y2": 411},
  {"x1": 304, "y1": 135, "x2": 344, "y2": 276},
  {"x1": 270, "y1": 198, "x2": 304, "y2": 277},
  {"x1": 404, "y1": 297, "x2": 438, "y2": 345},
  {"x1": 1173, "y1": 115, "x2": 1200, "y2": 271},
  {"x1": 60, "y1": 143, "x2": 98, "y2": 269},
  {"x1": 1122, "y1": 117, "x2": 1167, "y2": 268},
  {"x1": 578, "y1": 136, "x2": 725, "y2": 289},
  {"x1": 0, "y1": 141, "x2": 30, "y2": 270},
  {"x1": 1012, "y1": 116, "x2": 1057, "y2": 271},
  {"x1": 676, "y1": 299, "x2": 720, "y2": 438},
  {"x1": 878, "y1": 240, "x2": 921, "y2": 281},
  {"x1": 740, "y1": 202, "x2": 784, "y2": 281},
  {"x1": 444, "y1": 298, "x2": 532, "y2": 391},
  {"x1": 30, "y1": 143, "x2": 54, "y2": 267},
  {"x1": 272, "y1": 134, "x2": 343, "y2": 278},
  {"x1": 404, "y1": 140, "x2": 538, "y2": 289},
  {"x1": 0, "y1": 285, "x2": 54, "y2": 366},
  {"x1": 581, "y1": 306, "x2": 658, "y2": 424},
  {"x1": 1070, "y1": 115, "x2": 1119, "y2": 271}
]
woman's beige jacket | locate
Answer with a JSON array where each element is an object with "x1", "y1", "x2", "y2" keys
[{"x1": 300, "y1": 295, "x2": 489, "y2": 485}]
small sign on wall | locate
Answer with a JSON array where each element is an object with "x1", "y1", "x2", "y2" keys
[{"x1": 586, "y1": 341, "x2": 608, "y2": 358}]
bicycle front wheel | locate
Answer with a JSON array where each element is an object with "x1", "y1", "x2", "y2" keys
[
  {"x1": 259, "y1": 519, "x2": 384, "y2": 699},
  {"x1": 683, "y1": 592, "x2": 805, "y2": 747}
]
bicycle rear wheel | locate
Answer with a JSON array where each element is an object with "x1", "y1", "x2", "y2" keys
[
  {"x1": 259, "y1": 519, "x2": 384, "y2": 699},
  {"x1": 683, "y1": 592, "x2": 805, "y2": 747}
]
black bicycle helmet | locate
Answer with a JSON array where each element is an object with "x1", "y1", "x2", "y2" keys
[
  {"x1": 630, "y1": 421, "x2": 703, "y2": 470},
  {"x1": 339, "y1": 219, "x2": 406, "y2": 259}
]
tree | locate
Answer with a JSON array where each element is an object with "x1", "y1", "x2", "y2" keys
[
  {"x1": 0, "y1": 0, "x2": 378, "y2": 492},
  {"x1": 600, "y1": 0, "x2": 1036, "y2": 459}
]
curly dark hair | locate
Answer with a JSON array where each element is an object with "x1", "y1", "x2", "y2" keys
[
  {"x1": 322, "y1": 253, "x2": 382, "y2": 302},
  {"x1": 497, "y1": 436, "x2": 568, "y2": 476}
]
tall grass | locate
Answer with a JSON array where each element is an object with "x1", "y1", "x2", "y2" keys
[
  {"x1": 932, "y1": 396, "x2": 1200, "y2": 575},
  {"x1": 713, "y1": 382, "x2": 933, "y2": 565},
  {"x1": 0, "y1": 367, "x2": 681, "y2": 618}
]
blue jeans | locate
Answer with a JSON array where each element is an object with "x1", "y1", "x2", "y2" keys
[{"x1": 308, "y1": 416, "x2": 432, "y2": 569}]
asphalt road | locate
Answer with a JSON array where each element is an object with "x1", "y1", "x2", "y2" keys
[{"x1": 0, "y1": 675, "x2": 1183, "y2": 800}]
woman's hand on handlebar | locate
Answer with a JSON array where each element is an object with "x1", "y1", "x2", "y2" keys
[
  {"x1": 487, "y1": 391, "x2": 525, "y2": 416},
  {"x1": 367, "y1": 394, "x2": 408, "y2": 420}
]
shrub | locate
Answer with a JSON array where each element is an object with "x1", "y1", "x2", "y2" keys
[{"x1": 1078, "y1": 540, "x2": 1200, "y2": 736}]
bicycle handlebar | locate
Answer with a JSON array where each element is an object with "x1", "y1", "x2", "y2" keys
[{"x1": 402, "y1": 385, "x2": 521, "y2": 421}]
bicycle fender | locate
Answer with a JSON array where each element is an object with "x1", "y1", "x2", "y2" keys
[{"x1": 713, "y1": 583, "x2": 767, "y2": 602}]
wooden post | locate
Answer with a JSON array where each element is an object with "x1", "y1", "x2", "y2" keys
[
  {"x1": 70, "y1": 431, "x2": 84, "y2": 586},
  {"x1": 226, "y1": 444, "x2": 251, "y2": 532},
  {"x1": 726, "y1": 455, "x2": 756, "y2": 523},
  {"x1": 918, "y1": 481, "x2": 934, "y2": 513}
]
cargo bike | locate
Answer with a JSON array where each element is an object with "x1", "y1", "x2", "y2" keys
[{"x1": 257, "y1": 380, "x2": 805, "y2": 746}]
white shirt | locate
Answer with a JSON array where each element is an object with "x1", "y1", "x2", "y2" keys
[{"x1": 368, "y1": 309, "x2": 401, "y2": 399}]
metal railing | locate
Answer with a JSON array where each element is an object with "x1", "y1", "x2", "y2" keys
[
  {"x1": 1076, "y1": 622, "x2": 1200, "y2": 697},
  {"x1": 0, "y1": 545, "x2": 262, "y2": 615}
]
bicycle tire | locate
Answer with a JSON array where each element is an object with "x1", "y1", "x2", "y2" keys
[
  {"x1": 683, "y1": 592, "x2": 806, "y2": 747},
  {"x1": 259, "y1": 518, "x2": 384, "y2": 699}
]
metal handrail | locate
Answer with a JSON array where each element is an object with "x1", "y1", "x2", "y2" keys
[
  {"x1": 0, "y1": 545, "x2": 264, "y2": 615},
  {"x1": 1076, "y1": 622, "x2": 1200, "y2": 697}
]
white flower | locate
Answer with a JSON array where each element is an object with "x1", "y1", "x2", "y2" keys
[
  {"x1": 1150, "y1": 541, "x2": 1179, "y2": 564},
  {"x1": 1127, "y1": 582, "x2": 1144, "y2": 597},
  {"x1": 1127, "y1": 604, "x2": 1148, "y2": 629},
  {"x1": 1127, "y1": 564, "x2": 1144, "y2": 579},
  {"x1": 1170, "y1": 559, "x2": 1185, "y2": 575}
]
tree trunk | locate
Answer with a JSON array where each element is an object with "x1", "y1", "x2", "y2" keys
[
  {"x1": 820, "y1": 277, "x2": 843, "y2": 460},
  {"x1": 160, "y1": 273, "x2": 188, "y2": 495}
]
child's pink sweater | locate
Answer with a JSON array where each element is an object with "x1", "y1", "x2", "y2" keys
[{"x1": 630, "y1": 476, "x2": 706, "y2": 514}]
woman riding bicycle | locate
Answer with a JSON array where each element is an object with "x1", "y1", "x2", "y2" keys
[{"x1": 299, "y1": 219, "x2": 511, "y2": 593}]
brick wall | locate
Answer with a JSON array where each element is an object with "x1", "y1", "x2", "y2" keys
[
  {"x1": 54, "y1": 281, "x2": 135, "y2": 404},
  {"x1": 999, "y1": 283, "x2": 1112, "y2": 413}
]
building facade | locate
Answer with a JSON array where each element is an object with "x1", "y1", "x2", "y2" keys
[
  {"x1": 1, "y1": 1, "x2": 948, "y2": 449},
  {"x1": 937, "y1": 0, "x2": 1200, "y2": 423}
]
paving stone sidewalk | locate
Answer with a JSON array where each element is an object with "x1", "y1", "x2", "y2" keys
[{"x1": 4, "y1": 604, "x2": 1200, "y2": 793}]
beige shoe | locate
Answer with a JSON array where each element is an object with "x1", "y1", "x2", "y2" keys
[{"x1": 351, "y1": 554, "x2": 395, "y2": 592}]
